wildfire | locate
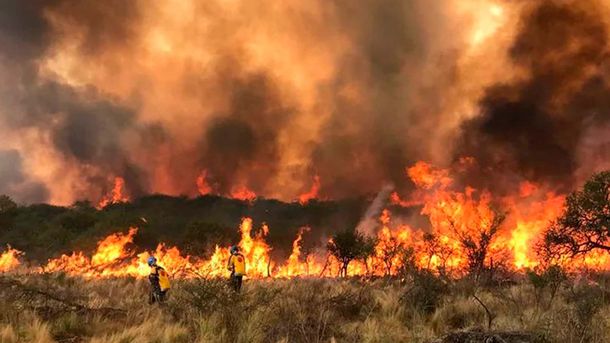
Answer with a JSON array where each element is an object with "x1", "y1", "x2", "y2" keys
[
  {"x1": 1, "y1": 161, "x2": 609, "y2": 279},
  {"x1": 230, "y1": 185, "x2": 257, "y2": 202},
  {"x1": 33, "y1": 218, "x2": 318, "y2": 279},
  {"x1": 277, "y1": 227, "x2": 323, "y2": 277},
  {"x1": 196, "y1": 169, "x2": 213, "y2": 196},
  {"x1": 0, "y1": 246, "x2": 22, "y2": 272},
  {"x1": 43, "y1": 228, "x2": 139, "y2": 277},
  {"x1": 236, "y1": 218, "x2": 272, "y2": 277},
  {"x1": 97, "y1": 177, "x2": 129, "y2": 209},
  {"x1": 389, "y1": 191, "x2": 422, "y2": 208},
  {"x1": 299, "y1": 175, "x2": 321, "y2": 205}
]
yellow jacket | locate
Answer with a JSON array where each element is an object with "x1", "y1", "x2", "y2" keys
[
  {"x1": 228, "y1": 253, "x2": 246, "y2": 276},
  {"x1": 150, "y1": 265, "x2": 171, "y2": 291}
]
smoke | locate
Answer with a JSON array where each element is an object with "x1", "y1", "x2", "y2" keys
[
  {"x1": 355, "y1": 184, "x2": 395, "y2": 236},
  {"x1": 455, "y1": 1, "x2": 610, "y2": 193},
  {"x1": 200, "y1": 74, "x2": 293, "y2": 195},
  {"x1": 0, "y1": 0, "x2": 606, "y2": 205},
  {"x1": 0, "y1": 150, "x2": 47, "y2": 203}
]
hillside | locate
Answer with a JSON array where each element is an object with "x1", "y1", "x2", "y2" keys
[{"x1": 0, "y1": 194, "x2": 419, "y2": 263}]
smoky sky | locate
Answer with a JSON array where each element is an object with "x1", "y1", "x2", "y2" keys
[
  {"x1": 454, "y1": 1, "x2": 610, "y2": 193},
  {"x1": 0, "y1": 149, "x2": 48, "y2": 203},
  {"x1": 310, "y1": 0, "x2": 426, "y2": 198},
  {"x1": 201, "y1": 74, "x2": 292, "y2": 194},
  {"x1": 0, "y1": 1, "x2": 146, "y2": 202},
  {"x1": 0, "y1": 0, "x2": 608, "y2": 205}
]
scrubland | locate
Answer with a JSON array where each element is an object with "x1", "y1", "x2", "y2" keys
[{"x1": 0, "y1": 271, "x2": 609, "y2": 343}]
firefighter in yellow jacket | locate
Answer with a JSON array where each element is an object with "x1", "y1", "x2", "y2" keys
[
  {"x1": 147, "y1": 256, "x2": 170, "y2": 304},
  {"x1": 227, "y1": 246, "x2": 246, "y2": 292}
]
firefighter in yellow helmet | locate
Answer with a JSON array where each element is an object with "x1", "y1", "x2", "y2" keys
[
  {"x1": 227, "y1": 246, "x2": 246, "y2": 292},
  {"x1": 147, "y1": 256, "x2": 171, "y2": 304}
]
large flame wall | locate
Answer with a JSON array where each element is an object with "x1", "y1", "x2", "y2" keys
[{"x1": 2, "y1": 161, "x2": 608, "y2": 278}]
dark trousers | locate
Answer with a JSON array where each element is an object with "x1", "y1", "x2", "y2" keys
[
  {"x1": 149, "y1": 288, "x2": 167, "y2": 304},
  {"x1": 231, "y1": 274, "x2": 243, "y2": 292}
]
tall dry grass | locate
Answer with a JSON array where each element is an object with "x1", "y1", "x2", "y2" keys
[{"x1": 0, "y1": 273, "x2": 609, "y2": 342}]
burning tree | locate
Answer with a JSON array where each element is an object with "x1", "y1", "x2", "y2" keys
[
  {"x1": 422, "y1": 232, "x2": 454, "y2": 276},
  {"x1": 438, "y1": 205, "x2": 506, "y2": 329},
  {"x1": 445, "y1": 211, "x2": 506, "y2": 279},
  {"x1": 327, "y1": 229, "x2": 375, "y2": 277},
  {"x1": 542, "y1": 171, "x2": 610, "y2": 259},
  {"x1": 375, "y1": 232, "x2": 403, "y2": 276}
]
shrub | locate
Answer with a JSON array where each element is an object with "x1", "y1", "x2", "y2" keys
[
  {"x1": 401, "y1": 270, "x2": 448, "y2": 315},
  {"x1": 527, "y1": 265, "x2": 566, "y2": 308}
]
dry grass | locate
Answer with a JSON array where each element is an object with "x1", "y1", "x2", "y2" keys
[{"x1": 0, "y1": 273, "x2": 609, "y2": 342}]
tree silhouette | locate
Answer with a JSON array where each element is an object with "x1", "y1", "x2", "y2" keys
[
  {"x1": 543, "y1": 170, "x2": 610, "y2": 257},
  {"x1": 327, "y1": 229, "x2": 374, "y2": 277}
]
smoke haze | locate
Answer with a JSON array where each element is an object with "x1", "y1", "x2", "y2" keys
[{"x1": 0, "y1": 0, "x2": 608, "y2": 205}]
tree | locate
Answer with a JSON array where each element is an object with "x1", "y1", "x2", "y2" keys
[
  {"x1": 56, "y1": 210, "x2": 96, "y2": 233},
  {"x1": 446, "y1": 211, "x2": 506, "y2": 279},
  {"x1": 422, "y1": 232, "x2": 453, "y2": 276},
  {"x1": 376, "y1": 234, "x2": 403, "y2": 276},
  {"x1": 526, "y1": 265, "x2": 566, "y2": 309},
  {"x1": 327, "y1": 229, "x2": 375, "y2": 277},
  {"x1": 0, "y1": 195, "x2": 17, "y2": 229},
  {"x1": 181, "y1": 221, "x2": 233, "y2": 255},
  {"x1": 0, "y1": 195, "x2": 17, "y2": 214},
  {"x1": 542, "y1": 170, "x2": 610, "y2": 257}
]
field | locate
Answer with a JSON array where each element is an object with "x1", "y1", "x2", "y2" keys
[{"x1": 1, "y1": 272, "x2": 610, "y2": 343}]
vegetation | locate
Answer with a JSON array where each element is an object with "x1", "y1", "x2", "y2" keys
[
  {"x1": 0, "y1": 195, "x2": 387, "y2": 262},
  {"x1": 0, "y1": 171, "x2": 608, "y2": 342},
  {"x1": 543, "y1": 170, "x2": 610, "y2": 258},
  {"x1": 327, "y1": 229, "x2": 375, "y2": 277},
  {"x1": 0, "y1": 271, "x2": 609, "y2": 342}
]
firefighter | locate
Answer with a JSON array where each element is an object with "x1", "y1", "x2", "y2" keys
[
  {"x1": 147, "y1": 256, "x2": 170, "y2": 304},
  {"x1": 227, "y1": 246, "x2": 246, "y2": 292}
]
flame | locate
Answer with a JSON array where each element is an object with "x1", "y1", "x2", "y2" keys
[
  {"x1": 91, "y1": 227, "x2": 137, "y2": 266},
  {"x1": 500, "y1": 187, "x2": 566, "y2": 269},
  {"x1": 390, "y1": 191, "x2": 422, "y2": 208},
  {"x1": 395, "y1": 161, "x2": 609, "y2": 273},
  {"x1": 44, "y1": 228, "x2": 138, "y2": 277},
  {"x1": 196, "y1": 169, "x2": 213, "y2": 196},
  {"x1": 97, "y1": 177, "x2": 129, "y2": 209},
  {"x1": 237, "y1": 218, "x2": 272, "y2": 277},
  {"x1": 0, "y1": 246, "x2": 22, "y2": 272},
  {"x1": 299, "y1": 175, "x2": 321, "y2": 205},
  {"x1": 41, "y1": 218, "x2": 290, "y2": 279},
  {"x1": 407, "y1": 161, "x2": 453, "y2": 190},
  {"x1": 230, "y1": 185, "x2": 257, "y2": 202},
  {"x1": 276, "y1": 227, "x2": 323, "y2": 277},
  {"x1": 9, "y1": 161, "x2": 610, "y2": 278}
]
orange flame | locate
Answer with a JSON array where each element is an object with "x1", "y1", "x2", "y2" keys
[
  {"x1": 277, "y1": 227, "x2": 323, "y2": 277},
  {"x1": 389, "y1": 191, "x2": 422, "y2": 207},
  {"x1": 230, "y1": 185, "x2": 257, "y2": 202},
  {"x1": 196, "y1": 169, "x2": 213, "y2": 196},
  {"x1": 97, "y1": 177, "x2": 129, "y2": 209},
  {"x1": 0, "y1": 246, "x2": 22, "y2": 272},
  {"x1": 237, "y1": 218, "x2": 272, "y2": 277},
  {"x1": 407, "y1": 161, "x2": 453, "y2": 190},
  {"x1": 44, "y1": 227, "x2": 138, "y2": 277},
  {"x1": 10, "y1": 160, "x2": 610, "y2": 278},
  {"x1": 299, "y1": 175, "x2": 321, "y2": 205}
]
